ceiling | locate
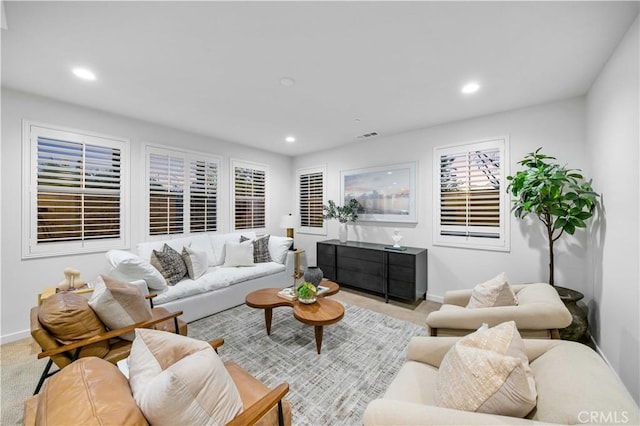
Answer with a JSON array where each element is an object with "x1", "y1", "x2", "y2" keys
[{"x1": 2, "y1": 1, "x2": 638, "y2": 157}]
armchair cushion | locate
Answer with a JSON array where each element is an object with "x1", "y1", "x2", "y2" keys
[
  {"x1": 35, "y1": 357, "x2": 148, "y2": 426},
  {"x1": 467, "y1": 272, "x2": 518, "y2": 308},
  {"x1": 128, "y1": 328, "x2": 243, "y2": 426},
  {"x1": 435, "y1": 321, "x2": 537, "y2": 418},
  {"x1": 38, "y1": 292, "x2": 109, "y2": 359},
  {"x1": 88, "y1": 275, "x2": 153, "y2": 341}
]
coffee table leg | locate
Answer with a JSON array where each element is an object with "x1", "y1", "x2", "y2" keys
[
  {"x1": 314, "y1": 325, "x2": 323, "y2": 354},
  {"x1": 264, "y1": 308, "x2": 273, "y2": 335}
]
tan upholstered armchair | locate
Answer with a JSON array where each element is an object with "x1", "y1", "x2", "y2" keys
[
  {"x1": 426, "y1": 283, "x2": 572, "y2": 338},
  {"x1": 363, "y1": 337, "x2": 639, "y2": 425}
]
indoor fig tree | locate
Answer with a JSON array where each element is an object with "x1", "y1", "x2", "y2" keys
[{"x1": 507, "y1": 148, "x2": 599, "y2": 285}]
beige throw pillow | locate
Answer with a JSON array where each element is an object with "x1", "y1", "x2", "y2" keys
[
  {"x1": 435, "y1": 321, "x2": 537, "y2": 418},
  {"x1": 467, "y1": 272, "x2": 518, "y2": 308},
  {"x1": 128, "y1": 329, "x2": 243, "y2": 426},
  {"x1": 88, "y1": 275, "x2": 153, "y2": 341}
]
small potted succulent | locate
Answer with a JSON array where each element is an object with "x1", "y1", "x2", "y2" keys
[{"x1": 296, "y1": 282, "x2": 318, "y2": 304}]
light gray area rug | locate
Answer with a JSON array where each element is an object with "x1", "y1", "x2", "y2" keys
[
  {"x1": 0, "y1": 303, "x2": 426, "y2": 425},
  {"x1": 188, "y1": 303, "x2": 427, "y2": 425}
]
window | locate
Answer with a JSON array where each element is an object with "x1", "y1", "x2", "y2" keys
[
  {"x1": 232, "y1": 160, "x2": 267, "y2": 231},
  {"x1": 147, "y1": 146, "x2": 220, "y2": 236},
  {"x1": 296, "y1": 165, "x2": 326, "y2": 235},
  {"x1": 23, "y1": 122, "x2": 129, "y2": 258},
  {"x1": 433, "y1": 137, "x2": 510, "y2": 251}
]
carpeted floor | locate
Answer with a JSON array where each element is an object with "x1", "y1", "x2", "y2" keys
[{"x1": 1, "y1": 289, "x2": 436, "y2": 425}]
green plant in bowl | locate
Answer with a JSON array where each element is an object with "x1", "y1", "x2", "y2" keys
[{"x1": 297, "y1": 282, "x2": 317, "y2": 301}]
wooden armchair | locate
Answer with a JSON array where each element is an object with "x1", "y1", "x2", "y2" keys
[{"x1": 30, "y1": 300, "x2": 187, "y2": 394}]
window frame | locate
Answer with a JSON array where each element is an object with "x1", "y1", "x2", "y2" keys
[
  {"x1": 22, "y1": 120, "x2": 130, "y2": 259},
  {"x1": 296, "y1": 165, "x2": 327, "y2": 235},
  {"x1": 432, "y1": 137, "x2": 510, "y2": 252},
  {"x1": 230, "y1": 159, "x2": 268, "y2": 233},
  {"x1": 145, "y1": 145, "x2": 221, "y2": 239}
]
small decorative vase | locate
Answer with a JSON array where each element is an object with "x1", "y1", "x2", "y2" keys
[
  {"x1": 303, "y1": 266, "x2": 323, "y2": 289},
  {"x1": 338, "y1": 222, "x2": 348, "y2": 243},
  {"x1": 298, "y1": 296, "x2": 317, "y2": 304}
]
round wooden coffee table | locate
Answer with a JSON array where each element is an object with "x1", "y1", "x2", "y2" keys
[{"x1": 245, "y1": 281, "x2": 343, "y2": 354}]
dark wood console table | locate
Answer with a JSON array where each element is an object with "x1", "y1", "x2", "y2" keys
[{"x1": 316, "y1": 239, "x2": 427, "y2": 303}]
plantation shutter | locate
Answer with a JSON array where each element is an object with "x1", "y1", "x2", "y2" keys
[
  {"x1": 36, "y1": 137, "x2": 122, "y2": 243},
  {"x1": 299, "y1": 171, "x2": 324, "y2": 228},
  {"x1": 233, "y1": 163, "x2": 266, "y2": 230},
  {"x1": 435, "y1": 138, "x2": 509, "y2": 250},
  {"x1": 149, "y1": 152, "x2": 185, "y2": 235},
  {"x1": 189, "y1": 159, "x2": 218, "y2": 232}
]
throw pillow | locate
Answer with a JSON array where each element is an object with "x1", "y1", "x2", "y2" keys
[
  {"x1": 223, "y1": 241, "x2": 255, "y2": 267},
  {"x1": 150, "y1": 244, "x2": 188, "y2": 286},
  {"x1": 466, "y1": 272, "x2": 518, "y2": 308},
  {"x1": 435, "y1": 321, "x2": 537, "y2": 418},
  {"x1": 106, "y1": 249, "x2": 167, "y2": 290},
  {"x1": 182, "y1": 246, "x2": 208, "y2": 280},
  {"x1": 38, "y1": 292, "x2": 109, "y2": 359},
  {"x1": 240, "y1": 234, "x2": 272, "y2": 263},
  {"x1": 88, "y1": 275, "x2": 153, "y2": 341},
  {"x1": 128, "y1": 328, "x2": 243, "y2": 426},
  {"x1": 268, "y1": 235, "x2": 293, "y2": 264}
]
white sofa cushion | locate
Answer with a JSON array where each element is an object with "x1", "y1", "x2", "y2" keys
[
  {"x1": 137, "y1": 236, "x2": 194, "y2": 262},
  {"x1": 209, "y1": 231, "x2": 256, "y2": 266},
  {"x1": 182, "y1": 246, "x2": 208, "y2": 280},
  {"x1": 223, "y1": 242, "x2": 255, "y2": 267},
  {"x1": 106, "y1": 250, "x2": 167, "y2": 291}
]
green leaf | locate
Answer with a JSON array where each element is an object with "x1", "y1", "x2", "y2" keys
[
  {"x1": 564, "y1": 222, "x2": 576, "y2": 235},
  {"x1": 554, "y1": 218, "x2": 567, "y2": 229}
]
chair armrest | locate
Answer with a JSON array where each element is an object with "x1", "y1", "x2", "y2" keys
[
  {"x1": 145, "y1": 293, "x2": 157, "y2": 308},
  {"x1": 226, "y1": 383, "x2": 289, "y2": 426},
  {"x1": 443, "y1": 289, "x2": 472, "y2": 306},
  {"x1": 405, "y1": 337, "x2": 460, "y2": 367},
  {"x1": 363, "y1": 399, "x2": 546, "y2": 425},
  {"x1": 209, "y1": 338, "x2": 225, "y2": 351},
  {"x1": 37, "y1": 310, "x2": 183, "y2": 359}
]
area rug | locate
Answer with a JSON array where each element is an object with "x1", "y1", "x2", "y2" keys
[
  {"x1": 0, "y1": 303, "x2": 426, "y2": 425},
  {"x1": 188, "y1": 303, "x2": 427, "y2": 425}
]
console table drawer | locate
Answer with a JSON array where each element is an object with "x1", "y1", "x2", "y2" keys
[{"x1": 338, "y1": 246, "x2": 382, "y2": 262}]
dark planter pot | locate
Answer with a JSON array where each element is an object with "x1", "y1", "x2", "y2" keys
[{"x1": 555, "y1": 286, "x2": 589, "y2": 344}]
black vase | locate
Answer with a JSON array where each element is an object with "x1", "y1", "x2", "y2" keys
[{"x1": 303, "y1": 266, "x2": 323, "y2": 288}]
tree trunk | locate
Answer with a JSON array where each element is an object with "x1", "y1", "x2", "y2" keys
[{"x1": 546, "y1": 216, "x2": 555, "y2": 286}]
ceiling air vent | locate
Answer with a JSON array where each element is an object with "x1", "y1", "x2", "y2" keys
[{"x1": 356, "y1": 131, "x2": 379, "y2": 139}]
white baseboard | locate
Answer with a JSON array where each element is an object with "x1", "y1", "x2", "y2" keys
[
  {"x1": 426, "y1": 293, "x2": 444, "y2": 303},
  {"x1": 1, "y1": 329, "x2": 30, "y2": 345}
]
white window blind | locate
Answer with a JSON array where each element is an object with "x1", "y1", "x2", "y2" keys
[
  {"x1": 434, "y1": 138, "x2": 509, "y2": 251},
  {"x1": 297, "y1": 165, "x2": 326, "y2": 235},
  {"x1": 148, "y1": 152, "x2": 185, "y2": 235},
  {"x1": 189, "y1": 159, "x2": 218, "y2": 232},
  {"x1": 232, "y1": 161, "x2": 267, "y2": 230},
  {"x1": 24, "y1": 122, "x2": 129, "y2": 258}
]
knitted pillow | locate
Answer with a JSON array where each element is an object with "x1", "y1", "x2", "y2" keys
[
  {"x1": 435, "y1": 321, "x2": 537, "y2": 417},
  {"x1": 240, "y1": 234, "x2": 272, "y2": 263},
  {"x1": 467, "y1": 272, "x2": 518, "y2": 308},
  {"x1": 150, "y1": 244, "x2": 187, "y2": 285}
]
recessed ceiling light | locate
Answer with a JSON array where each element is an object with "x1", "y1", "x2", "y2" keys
[
  {"x1": 72, "y1": 67, "x2": 97, "y2": 81},
  {"x1": 280, "y1": 77, "x2": 296, "y2": 87},
  {"x1": 461, "y1": 82, "x2": 480, "y2": 94},
  {"x1": 285, "y1": 136, "x2": 296, "y2": 143}
]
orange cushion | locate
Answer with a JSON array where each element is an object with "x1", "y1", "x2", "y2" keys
[{"x1": 38, "y1": 292, "x2": 109, "y2": 358}]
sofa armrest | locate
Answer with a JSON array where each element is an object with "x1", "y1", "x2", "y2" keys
[{"x1": 363, "y1": 399, "x2": 548, "y2": 425}]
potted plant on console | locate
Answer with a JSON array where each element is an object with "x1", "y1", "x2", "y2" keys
[
  {"x1": 323, "y1": 199, "x2": 361, "y2": 243},
  {"x1": 507, "y1": 148, "x2": 599, "y2": 342}
]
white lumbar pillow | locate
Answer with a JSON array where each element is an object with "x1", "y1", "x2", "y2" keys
[
  {"x1": 268, "y1": 236, "x2": 293, "y2": 264},
  {"x1": 106, "y1": 250, "x2": 167, "y2": 290},
  {"x1": 223, "y1": 241, "x2": 255, "y2": 267}
]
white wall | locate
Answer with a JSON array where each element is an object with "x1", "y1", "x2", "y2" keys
[
  {"x1": 0, "y1": 88, "x2": 293, "y2": 342},
  {"x1": 586, "y1": 16, "x2": 639, "y2": 403},
  {"x1": 293, "y1": 97, "x2": 589, "y2": 301}
]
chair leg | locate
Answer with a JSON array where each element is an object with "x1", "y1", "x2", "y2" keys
[
  {"x1": 174, "y1": 317, "x2": 179, "y2": 334},
  {"x1": 33, "y1": 359, "x2": 54, "y2": 395},
  {"x1": 550, "y1": 329, "x2": 561, "y2": 339},
  {"x1": 430, "y1": 327, "x2": 438, "y2": 336},
  {"x1": 277, "y1": 401, "x2": 284, "y2": 426}
]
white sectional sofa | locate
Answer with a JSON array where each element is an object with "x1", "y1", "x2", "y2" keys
[{"x1": 106, "y1": 231, "x2": 294, "y2": 322}]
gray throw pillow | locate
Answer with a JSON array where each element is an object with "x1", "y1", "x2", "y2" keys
[
  {"x1": 150, "y1": 244, "x2": 188, "y2": 285},
  {"x1": 239, "y1": 234, "x2": 272, "y2": 263}
]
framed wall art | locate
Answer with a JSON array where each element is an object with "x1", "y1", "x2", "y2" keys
[{"x1": 340, "y1": 161, "x2": 417, "y2": 223}]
